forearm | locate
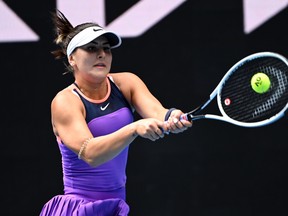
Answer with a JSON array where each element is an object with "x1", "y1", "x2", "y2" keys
[
  {"x1": 135, "y1": 102, "x2": 168, "y2": 121},
  {"x1": 82, "y1": 122, "x2": 138, "y2": 167}
]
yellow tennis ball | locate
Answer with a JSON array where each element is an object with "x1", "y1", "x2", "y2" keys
[{"x1": 250, "y1": 72, "x2": 271, "y2": 94}]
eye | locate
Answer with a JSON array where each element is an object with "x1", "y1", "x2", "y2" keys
[
  {"x1": 103, "y1": 46, "x2": 111, "y2": 52},
  {"x1": 86, "y1": 45, "x2": 97, "y2": 52},
  {"x1": 81, "y1": 44, "x2": 111, "y2": 53}
]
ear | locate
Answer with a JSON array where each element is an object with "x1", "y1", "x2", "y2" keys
[{"x1": 68, "y1": 55, "x2": 75, "y2": 66}]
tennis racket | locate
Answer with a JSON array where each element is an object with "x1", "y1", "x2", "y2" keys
[{"x1": 180, "y1": 51, "x2": 288, "y2": 127}]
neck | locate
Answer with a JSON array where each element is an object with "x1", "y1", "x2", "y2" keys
[{"x1": 74, "y1": 78, "x2": 109, "y2": 100}]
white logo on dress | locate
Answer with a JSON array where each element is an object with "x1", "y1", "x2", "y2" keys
[{"x1": 100, "y1": 103, "x2": 110, "y2": 111}]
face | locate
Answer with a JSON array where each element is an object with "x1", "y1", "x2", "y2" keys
[{"x1": 69, "y1": 35, "x2": 112, "y2": 81}]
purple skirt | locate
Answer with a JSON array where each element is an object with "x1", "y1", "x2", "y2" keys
[{"x1": 40, "y1": 194, "x2": 129, "y2": 216}]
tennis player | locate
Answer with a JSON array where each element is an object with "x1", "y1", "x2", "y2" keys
[{"x1": 39, "y1": 10, "x2": 192, "y2": 216}]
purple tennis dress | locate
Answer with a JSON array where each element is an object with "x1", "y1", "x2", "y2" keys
[{"x1": 40, "y1": 77, "x2": 134, "y2": 216}]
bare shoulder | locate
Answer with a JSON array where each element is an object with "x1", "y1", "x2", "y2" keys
[
  {"x1": 109, "y1": 72, "x2": 143, "y2": 88},
  {"x1": 109, "y1": 71, "x2": 140, "y2": 80},
  {"x1": 51, "y1": 85, "x2": 83, "y2": 113}
]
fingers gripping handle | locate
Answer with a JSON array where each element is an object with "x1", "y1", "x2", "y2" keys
[
  {"x1": 161, "y1": 113, "x2": 191, "y2": 135},
  {"x1": 180, "y1": 113, "x2": 193, "y2": 121},
  {"x1": 180, "y1": 113, "x2": 188, "y2": 121},
  {"x1": 161, "y1": 109, "x2": 193, "y2": 134}
]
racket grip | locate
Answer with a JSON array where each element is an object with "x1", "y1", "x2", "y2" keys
[
  {"x1": 180, "y1": 113, "x2": 193, "y2": 122},
  {"x1": 180, "y1": 114, "x2": 187, "y2": 121},
  {"x1": 161, "y1": 114, "x2": 190, "y2": 135}
]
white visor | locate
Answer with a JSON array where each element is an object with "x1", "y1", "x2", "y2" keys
[{"x1": 66, "y1": 26, "x2": 122, "y2": 56}]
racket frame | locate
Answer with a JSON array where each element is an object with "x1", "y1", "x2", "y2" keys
[{"x1": 184, "y1": 52, "x2": 288, "y2": 127}]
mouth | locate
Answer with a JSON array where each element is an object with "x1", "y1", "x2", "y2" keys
[{"x1": 94, "y1": 63, "x2": 106, "y2": 68}]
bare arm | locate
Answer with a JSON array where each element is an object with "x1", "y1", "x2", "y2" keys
[
  {"x1": 51, "y1": 86, "x2": 168, "y2": 167},
  {"x1": 110, "y1": 72, "x2": 168, "y2": 120},
  {"x1": 111, "y1": 72, "x2": 193, "y2": 133}
]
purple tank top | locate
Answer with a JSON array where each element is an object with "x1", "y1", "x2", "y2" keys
[{"x1": 57, "y1": 77, "x2": 134, "y2": 200}]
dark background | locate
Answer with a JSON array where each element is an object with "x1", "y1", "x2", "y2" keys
[{"x1": 1, "y1": 1, "x2": 287, "y2": 215}]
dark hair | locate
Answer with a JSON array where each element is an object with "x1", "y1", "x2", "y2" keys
[{"x1": 50, "y1": 10, "x2": 100, "y2": 74}]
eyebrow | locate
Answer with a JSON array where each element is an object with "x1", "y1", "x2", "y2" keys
[{"x1": 90, "y1": 41, "x2": 110, "y2": 46}]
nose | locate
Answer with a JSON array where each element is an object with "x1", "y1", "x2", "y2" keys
[{"x1": 97, "y1": 48, "x2": 105, "y2": 59}]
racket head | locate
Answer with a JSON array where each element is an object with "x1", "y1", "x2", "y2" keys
[{"x1": 216, "y1": 52, "x2": 288, "y2": 127}]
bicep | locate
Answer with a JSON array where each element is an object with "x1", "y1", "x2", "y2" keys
[
  {"x1": 126, "y1": 73, "x2": 167, "y2": 120},
  {"x1": 51, "y1": 93, "x2": 93, "y2": 153}
]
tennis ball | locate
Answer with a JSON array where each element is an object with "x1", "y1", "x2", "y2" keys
[{"x1": 250, "y1": 72, "x2": 271, "y2": 94}]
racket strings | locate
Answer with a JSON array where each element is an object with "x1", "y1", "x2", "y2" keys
[
  {"x1": 219, "y1": 56, "x2": 288, "y2": 123},
  {"x1": 253, "y1": 65, "x2": 288, "y2": 117}
]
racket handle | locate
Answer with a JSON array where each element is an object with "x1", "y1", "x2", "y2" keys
[
  {"x1": 181, "y1": 113, "x2": 205, "y2": 121},
  {"x1": 161, "y1": 113, "x2": 191, "y2": 135},
  {"x1": 180, "y1": 113, "x2": 192, "y2": 121}
]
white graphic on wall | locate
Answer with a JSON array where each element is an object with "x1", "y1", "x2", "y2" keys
[
  {"x1": 57, "y1": 0, "x2": 187, "y2": 37},
  {"x1": 0, "y1": 1, "x2": 39, "y2": 42},
  {"x1": 0, "y1": 0, "x2": 287, "y2": 43},
  {"x1": 243, "y1": 0, "x2": 288, "y2": 34}
]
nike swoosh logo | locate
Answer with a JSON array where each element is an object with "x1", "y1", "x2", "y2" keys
[{"x1": 100, "y1": 103, "x2": 110, "y2": 111}]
